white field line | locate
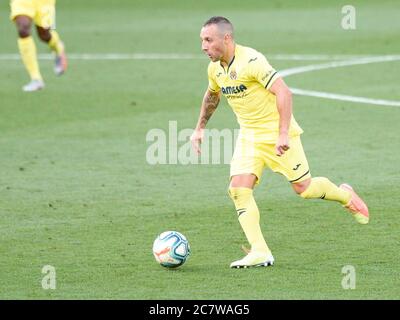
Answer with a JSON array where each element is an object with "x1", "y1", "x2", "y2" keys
[
  {"x1": 279, "y1": 55, "x2": 400, "y2": 107},
  {"x1": 0, "y1": 53, "x2": 204, "y2": 60},
  {"x1": 269, "y1": 54, "x2": 400, "y2": 61},
  {"x1": 1, "y1": 52, "x2": 399, "y2": 107},
  {"x1": 290, "y1": 88, "x2": 400, "y2": 107},
  {"x1": 280, "y1": 55, "x2": 400, "y2": 77},
  {"x1": 1, "y1": 53, "x2": 399, "y2": 61}
]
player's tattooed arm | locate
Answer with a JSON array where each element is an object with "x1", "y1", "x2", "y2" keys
[
  {"x1": 191, "y1": 89, "x2": 221, "y2": 154},
  {"x1": 196, "y1": 89, "x2": 221, "y2": 129}
]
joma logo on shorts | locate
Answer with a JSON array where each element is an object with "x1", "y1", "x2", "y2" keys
[{"x1": 221, "y1": 84, "x2": 247, "y2": 95}]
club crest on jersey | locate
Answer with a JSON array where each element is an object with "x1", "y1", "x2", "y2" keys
[{"x1": 229, "y1": 70, "x2": 237, "y2": 80}]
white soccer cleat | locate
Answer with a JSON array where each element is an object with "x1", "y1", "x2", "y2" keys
[
  {"x1": 230, "y1": 250, "x2": 275, "y2": 269},
  {"x1": 22, "y1": 79, "x2": 45, "y2": 92},
  {"x1": 54, "y1": 41, "x2": 68, "y2": 76}
]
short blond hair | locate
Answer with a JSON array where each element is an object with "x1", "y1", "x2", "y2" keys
[{"x1": 203, "y1": 16, "x2": 234, "y2": 37}]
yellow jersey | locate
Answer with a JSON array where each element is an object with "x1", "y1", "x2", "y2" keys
[{"x1": 207, "y1": 44, "x2": 303, "y2": 143}]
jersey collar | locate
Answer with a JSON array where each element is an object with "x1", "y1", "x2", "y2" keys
[{"x1": 220, "y1": 45, "x2": 236, "y2": 73}]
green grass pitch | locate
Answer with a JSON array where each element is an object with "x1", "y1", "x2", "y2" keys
[{"x1": 0, "y1": 0, "x2": 399, "y2": 299}]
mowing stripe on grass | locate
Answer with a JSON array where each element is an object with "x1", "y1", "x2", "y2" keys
[{"x1": 1, "y1": 53, "x2": 399, "y2": 61}]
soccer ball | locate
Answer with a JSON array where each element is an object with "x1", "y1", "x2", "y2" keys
[{"x1": 152, "y1": 231, "x2": 191, "y2": 268}]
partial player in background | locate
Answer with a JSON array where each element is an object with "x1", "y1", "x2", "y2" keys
[
  {"x1": 10, "y1": 0, "x2": 68, "y2": 92},
  {"x1": 191, "y1": 16, "x2": 369, "y2": 269}
]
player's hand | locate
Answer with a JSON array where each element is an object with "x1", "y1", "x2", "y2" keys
[
  {"x1": 190, "y1": 128, "x2": 205, "y2": 154},
  {"x1": 275, "y1": 134, "x2": 290, "y2": 156}
]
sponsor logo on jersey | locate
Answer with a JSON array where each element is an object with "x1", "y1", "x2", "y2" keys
[{"x1": 221, "y1": 84, "x2": 247, "y2": 95}]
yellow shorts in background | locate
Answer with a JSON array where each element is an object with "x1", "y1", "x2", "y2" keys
[
  {"x1": 230, "y1": 135, "x2": 311, "y2": 184},
  {"x1": 10, "y1": 0, "x2": 56, "y2": 29}
]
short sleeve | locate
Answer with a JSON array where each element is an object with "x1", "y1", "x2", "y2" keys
[
  {"x1": 249, "y1": 54, "x2": 279, "y2": 90},
  {"x1": 207, "y1": 63, "x2": 220, "y2": 92}
]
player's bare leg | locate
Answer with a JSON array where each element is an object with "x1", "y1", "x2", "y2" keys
[
  {"x1": 229, "y1": 174, "x2": 274, "y2": 268},
  {"x1": 293, "y1": 177, "x2": 369, "y2": 224},
  {"x1": 36, "y1": 26, "x2": 68, "y2": 76},
  {"x1": 14, "y1": 15, "x2": 44, "y2": 91}
]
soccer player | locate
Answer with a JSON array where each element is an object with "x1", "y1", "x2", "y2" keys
[
  {"x1": 10, "y1": 0, "x2": 68, "y2": 92},
  {"x1": 191, "y1": 16, "x2": 369, "y2": 269}
]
